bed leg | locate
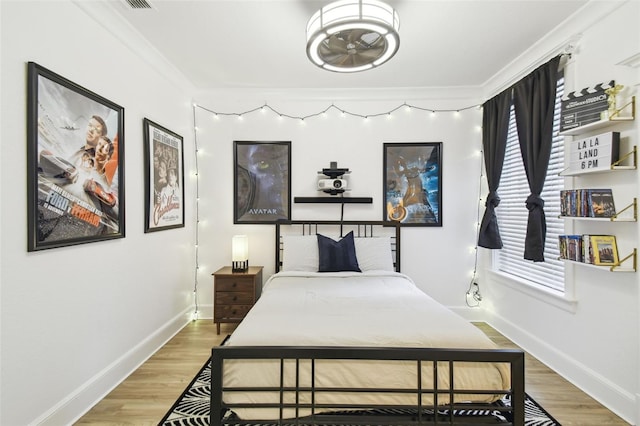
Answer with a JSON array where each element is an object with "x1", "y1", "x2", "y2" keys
[
  {"x1": 210, "y1": 347, "x2": 224, "y2": 426},
  {"x1": 511, "y1": 352, "x2": 526, "y2": 425}
]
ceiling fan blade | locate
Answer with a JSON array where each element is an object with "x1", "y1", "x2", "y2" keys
[
  {"x1": 356, "y1": 45, "x2": 386, "y2": 59},
  {"x1": 326, "y1": 35, "x2": 348, "y2": 53},
  {"x1": 347, "y1": 28, "x2": 369, "y2": 43},
  {"x1": 323, "y1": 52, "x2": 349, "y2": 65}
]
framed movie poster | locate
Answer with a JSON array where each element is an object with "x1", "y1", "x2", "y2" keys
[
  {"x1": 143, "y1": 118, "x2": 185, "y2": 232},
  {"x1": 27, "y1": 62, "x2": 125, "y2": 251},
  {"x1": 383, "y1": 142, "x2": 442, "y2": 226},
  {"x1": 234, "y1": 141, "x2": 291, "y2": 224}
]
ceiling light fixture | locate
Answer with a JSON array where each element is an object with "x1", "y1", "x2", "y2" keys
[{"x1": 306, "y1": 0, "x2": 400, "y2": 73}]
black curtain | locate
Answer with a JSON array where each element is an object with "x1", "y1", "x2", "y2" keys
[
  {"x1": 513, "y1": 55, "x2": 561, "y2": 262},
  {"x1": 478, "y1": 89, "x2": 512, "y2": 249}
]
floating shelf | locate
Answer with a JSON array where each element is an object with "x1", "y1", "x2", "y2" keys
[
  {"x1": 294, "y1": 196, "x2": 373, "y2": 204},
  {"x1": 559, "y1": 198, "x2": 637, "y2": 222},
  {"x1": 559, "y1": 96, "x2": 635, "y2": 136},
  {"x1": 560, "y1": 248, "x2": 637, "y2": 272}
]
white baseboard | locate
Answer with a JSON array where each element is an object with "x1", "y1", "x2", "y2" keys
[
  {"x1": 32, "y1": 307, "x2": 193, "y2": 426},
  {"x1": 486, "y1": 311, "x2": 636, "y2": 425},
  {"x1": 448, "y1": 305, "x2": 487, "y2": 322},
  {"x1": 197, "y1": 303, "x2": 213, "y2": 320}
]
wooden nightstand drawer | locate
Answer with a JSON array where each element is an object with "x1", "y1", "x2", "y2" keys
[
  {"x1": 212, "y1": 266, "x2": 263, "y2": 334},
  {"x1": 215, "y1": 277, "x2": 254, "y2": 292},
  {"x1": 214, "y1": 304, "x2": 252, "y2": 320},
  {"x1": 215, "y1": 291, "x2": 253, "y2": 304}
]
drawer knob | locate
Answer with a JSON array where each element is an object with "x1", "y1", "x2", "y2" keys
[
  {"x1": 232, "y1": 282, "x2": 237, "y2": 287},
  {"x1": 233, "y1": 296, "x2": 237, "y2": 301}
]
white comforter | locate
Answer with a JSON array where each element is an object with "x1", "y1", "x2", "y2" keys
[{"x1": 222, "y1": 271, "x2": 510, "y2": 419}]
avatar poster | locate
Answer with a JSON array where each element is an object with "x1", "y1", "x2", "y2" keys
[{"x1": 234, "y1": 141, "x2": 291, "y2": 224}]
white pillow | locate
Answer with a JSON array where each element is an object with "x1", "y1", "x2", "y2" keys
[
  {"x1": 281, "y1": 235, "x2": 319, "y2": 271},
  {"x1": 354, "y1": 237, "x2": 395, "y2": 272}
]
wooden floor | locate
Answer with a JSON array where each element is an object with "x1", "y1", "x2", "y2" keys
[{"x1": 75, "y1": 320, "x2": 629, "y2": 425}]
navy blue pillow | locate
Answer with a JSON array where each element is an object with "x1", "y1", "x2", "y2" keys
[{"x1": 317, "y1": 231, "x2": 361, "y2": 272}]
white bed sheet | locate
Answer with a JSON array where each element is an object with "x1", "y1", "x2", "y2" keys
[{"x1": 222, "y1": 271, "x2": 510, "y2": 419}]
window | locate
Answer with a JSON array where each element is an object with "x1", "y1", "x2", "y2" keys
[{"x1": 495, "y1": 77, "x2": 565, "y2": 292}]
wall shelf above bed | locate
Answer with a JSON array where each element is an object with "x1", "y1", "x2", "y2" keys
[{"x1": 294, "y1": 196, "x2": 373, "y2": 203}]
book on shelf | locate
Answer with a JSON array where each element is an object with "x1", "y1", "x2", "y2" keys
[
  {"x1": 590, "y1": 235, "x2": 619, "y2": 266},
  {"x1": 559, "y1": 188, "x2": 616, "y2": 218},
  {"x1": 558, "y1": 234, "x2": 617, "y2": 265},
  {"x1": 588, "y1": 189, "x2": 616, "y2": 217}
]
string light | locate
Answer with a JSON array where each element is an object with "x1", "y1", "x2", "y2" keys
[
  {"x1": 466, "y1": 147, "x2": 485, "y2": 308},
  {"x1": 191, "y1": 104, "x2": 201, "y2": 321},
  {"x1": 193, "y1": 101, "x2": 481, "y2": 122},
  {"x1": 192, "y1": 99, "x2": 484, "y2": 312}
]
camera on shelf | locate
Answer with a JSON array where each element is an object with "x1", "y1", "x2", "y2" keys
[
  {"x1": 317, "y1": 161, "x2": 350, "y2": 195},
  {"x1": 317, "y1": 178, "x2": 347, "y2": 191}
]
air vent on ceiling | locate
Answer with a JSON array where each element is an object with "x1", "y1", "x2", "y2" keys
[{"x1": 122, "y1": 0, "x2": 153, "y2": 9}]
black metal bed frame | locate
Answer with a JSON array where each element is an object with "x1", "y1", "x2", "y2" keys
[
  {"x1": 210, "y1": 220, "x2": 526, "y2": 425},
  {"x1": 210, "y1": 346, "x2": 525, "y2": 425},
  {"x1": 274, "y1": 220, "x2": 402, "y2": 273}
]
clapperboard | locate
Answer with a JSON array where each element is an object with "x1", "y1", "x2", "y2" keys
[{"x1": 560, "y1": 80, "x2": 614, "y2": 132}]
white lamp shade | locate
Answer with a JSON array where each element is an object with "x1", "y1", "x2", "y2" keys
[{"x1": 232, "y1": 235, "x2": 249, "y2": 261}]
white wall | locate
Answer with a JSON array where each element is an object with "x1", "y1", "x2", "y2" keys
[
  {"x1": 0, "y1": 1, "x2": 196, "y2": 424},
  {"x1": 1, "y1": 0, "x2": 638, "y2": 424},
  {"x1": 482, "y1": 1, "x2": 640, "y2": 424},
  {"x1": 192, "y1": 89, "x2": 485, "y2": 320}
]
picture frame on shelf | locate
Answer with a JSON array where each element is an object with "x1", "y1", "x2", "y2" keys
[
  {"x1": 233, "y1": 141, "x2": 291, "y2": 224},
  {"x1": 143, "y1": 118, "x2": 185, "y2": 233},
  {"x1": 591, "y1": 235, "x2": 619, "y2": 266},
  {"x1": 383, "y1": 142, "x2": 442, "y2": 226},
  {"x1": 27, "y1": 62, "x2": 125, "y2": 251}
]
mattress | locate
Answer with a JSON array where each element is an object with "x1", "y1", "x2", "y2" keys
[{"x1": 222, "y1": 271, "x2": 510, "y2": 420}]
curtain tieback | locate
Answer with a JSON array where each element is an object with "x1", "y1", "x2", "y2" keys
[
  {"x1": 525, "y1": 194, "x2": 544, "y2": 211},
  {"x1": 485, "y1": 191, "x2": 501, "y2": 208}
]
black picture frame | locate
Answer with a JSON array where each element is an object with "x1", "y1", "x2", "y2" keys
[
  {"x1": 383, "y1": 142, "x2": 442, "y2": 226},
  {"x1": 27, "y1": 62, "x2": 125, "y2": 251},
  {"x1": 234, "y1": 141, "x2": 291, "y2": 224},
  {"x1": 143, "y1": 118, "x2": 185, "y2": 233}
]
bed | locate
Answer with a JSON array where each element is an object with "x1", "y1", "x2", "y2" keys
[{"x1": 211, "y1": 220, "x2": 525, "y2": 425}]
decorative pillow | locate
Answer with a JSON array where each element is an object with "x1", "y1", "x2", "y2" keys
[
  {"x1": 317, "y1": 231, "x2": 361, "y2": 273},
  {"x1": 354, "y1": 237, "x2": 395, "y2": 272},
  {"x1": 281, "y1": 235, "x2": 319, "y2": 271}
]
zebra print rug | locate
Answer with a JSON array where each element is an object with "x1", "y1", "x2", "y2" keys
[{"x1": 159, "y1": 357, "x2": 561, "y2": 426}]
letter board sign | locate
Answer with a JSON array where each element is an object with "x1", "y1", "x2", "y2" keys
[{"x1": 568, "y1": 131, "x2": 620, "y2": 173}]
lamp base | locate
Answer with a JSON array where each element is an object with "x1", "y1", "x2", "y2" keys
[{"x1": 232, "y1": 260, "x2": 249, "y2": 273}]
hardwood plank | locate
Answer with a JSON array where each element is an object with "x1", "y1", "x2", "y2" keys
[{"x1": 75, "y1": 321, "x2": 629, "y2": 425}]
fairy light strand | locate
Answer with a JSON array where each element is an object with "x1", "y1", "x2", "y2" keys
[
  {"x1": 466, "y1": 148, "x2": 485, "y2": 308},
  {"x1": 191, "y1": 104, "x2": 201, "y2": 320},
  {"x1": 194, "y1": 101, "x2": 482, "y2": 121},
  {"x1": 192, "y1": 99, "x2": 484, "y2": 314}
]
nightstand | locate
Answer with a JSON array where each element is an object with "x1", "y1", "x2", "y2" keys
[{"x1": 212, "y1": 266, "x2": 263, "y2": 334}]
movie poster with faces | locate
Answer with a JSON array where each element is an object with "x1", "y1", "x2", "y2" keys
[
  {"x1": 143, "y1": 118, "x2": 184, "y2": 232},
  {"x1": 27, "y1": 62, "x2": 125, "y2": 251}
]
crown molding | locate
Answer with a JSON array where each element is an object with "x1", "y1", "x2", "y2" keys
[
  {"x1": 482, "y1": 0, "x2": 626, "y2": 99},
  {"x1": 72, "y1": 0, "x2": 195, "y2": 93}
]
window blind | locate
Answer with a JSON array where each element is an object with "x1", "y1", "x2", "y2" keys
[{"x1": 495, "y1": 78, "x2": 565, "y2": 291}]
